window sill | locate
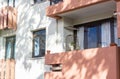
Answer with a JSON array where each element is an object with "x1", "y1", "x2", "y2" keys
[{"x1": 27, "y1": 56, "x2": 45, "y2": 60}]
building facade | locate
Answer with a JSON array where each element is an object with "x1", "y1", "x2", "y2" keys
[{"x1": 0, "y1": 0, "x2": 120, "y2": 79}]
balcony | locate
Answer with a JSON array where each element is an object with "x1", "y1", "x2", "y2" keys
[
  {"x1": 0, "y1": 59, "x2": 15, "y2": 79},
  {"x1": 0, "y1": 6, "x2": 17, "y2": 30},
  {"x1": 46, "y1": 0, "x2": 112, "y2": 18},
  {"x1": 45, "y1": 46, "x2": 120, "y2": 79}
]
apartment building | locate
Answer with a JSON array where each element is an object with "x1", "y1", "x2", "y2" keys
[
  {"x1": 45, "y1": 0, "x2": 120, "y2": 79},
  {"x1": 0, "y1": 0, "x2": 120, "y2": 79}
]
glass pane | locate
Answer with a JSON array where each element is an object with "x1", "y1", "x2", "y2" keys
[
  {"x1": 6, "y1": 42, "x2": 12, "y2": 58},
  {"x1": 40, "y1": 35, "x2": 45, "y2": 56},
  {"x1": 6, "y1": 36, "x2": 15, "y2": 59},
  {"x1": 87, "y1": 26, "x2": 98, "y2": 48},
  {"x1": 34, "y1": 37, "x2": 40, "y2": 56}
]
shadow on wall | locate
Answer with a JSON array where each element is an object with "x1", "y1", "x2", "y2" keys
[
  {"x1": 45, "y1": 46, "x2": 118, "y2": 79},
  {"x1": 13, "y1": 1, "x2": 55, "y2": 78}
]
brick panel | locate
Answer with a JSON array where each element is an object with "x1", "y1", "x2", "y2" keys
[
  {"x1": 45, "y1": 46, "x2": 119, "y2": 79},
  {"x1": 0, "y1": 59, "x2": 15, "y2": 79}
]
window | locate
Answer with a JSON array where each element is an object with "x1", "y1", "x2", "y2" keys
[
  {"x1": 34, "y1": 0, "x2": 46, "y2": 4},
  {"x1": 5, "y1": 36, "x2": 16, "y2": 59},
  {"x1": 33, "y1": 29, "x2": 46, "y2": 57},
  {"x1": 50, "y1": 0, "x2": 63, "y2": 5},
  {"x1": 8, "y1": 0, "x2": 15, "y2": 7},
  {"x1": 75, "y1": 18, "x2": 116, "y2": 49}
]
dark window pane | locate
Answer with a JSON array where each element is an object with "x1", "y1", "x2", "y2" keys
[
  {"x1": 110, "y1": 19, "x2": 115, "y2": 43},
  {"x1": 84, "y1": 24, "x2": 101, "y2": 49},
  {"x1": 88, "y1": 27, "x2": 98, "y2": 48},
  {"x1": 87, "y1": 26, "x2": 98, "y2": 48},
  {"x1": 34, "y1": 0, "x2": 46, "y2": 3}
]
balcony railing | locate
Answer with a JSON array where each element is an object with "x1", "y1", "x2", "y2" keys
[
  {"x1": 0, "y1": 59, "x2": 15, "y2": 79},
  {"x1": 50, "y1": 0, "x2": 63, "y2": 5},
  {"x1": 45, "y1": 46, "x2": 119, "y2": 79},
  {"x1": 0, "y1": 6, "x2": 17, "y2": 30}
]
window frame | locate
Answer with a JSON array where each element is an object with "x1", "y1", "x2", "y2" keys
[
  {"x1": 5, "y1": 35, "x2": 16, "y2": 59},
  {"x1": 32, "y1": 29, "x2": 46, "y2": 58},
  {"x1": 74, "y1": 17, "x2": 115, "y2": 49}
]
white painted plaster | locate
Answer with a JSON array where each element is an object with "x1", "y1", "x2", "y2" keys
[{"x1": 0, "y1": 1, "x2": 64, "y2": 79}]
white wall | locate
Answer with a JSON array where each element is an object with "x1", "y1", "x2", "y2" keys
[
  {"x1": 47, "y1": 19, "x2": 65, "y2": 53},
  {"x1": 0, "y1": 0, "x2": 65, "y2": 79},
  {"x1": 0, "y1": 0, "x2": 7, "y2": 8},
  {"x1": 15, "y1": 1, "x2": 59, "y2": 79}
]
